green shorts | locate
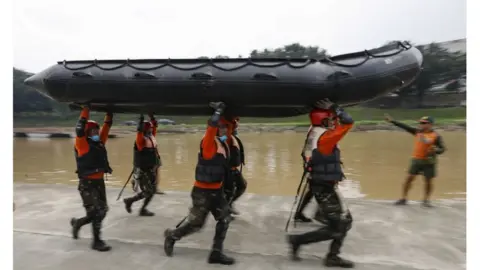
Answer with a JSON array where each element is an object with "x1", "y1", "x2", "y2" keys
[{"x1": 408, "y1": 158, "x2": 436, "y2": 178}]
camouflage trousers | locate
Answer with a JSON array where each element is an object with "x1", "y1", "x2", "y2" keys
[
  {"x1": 77, "y1": 178, "x2": 108, "y2": 240},
  {"x1": 131, "y1": 167, "x2": 157, "y2": 197},
  {"x1": 293, "y1": 183, "x2": 353, "y2": 256},
  {"x1": 170, "y1": 186, "x2": 232, "y2": 251}
]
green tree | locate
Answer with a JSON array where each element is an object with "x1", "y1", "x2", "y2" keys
[
  {"x1": 250, "y1": 43, "x2": 328, "y2": 58},
  {"x1": 390, "y1": 41, "x2": 466, "y2": 106},
  {"x1": 13, "y1": 68, "x2": 69, "y2": 113}
]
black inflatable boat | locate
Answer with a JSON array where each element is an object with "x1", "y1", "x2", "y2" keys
[{"x1": 25, "y1": 41, "x2": 423, "y2": 117}]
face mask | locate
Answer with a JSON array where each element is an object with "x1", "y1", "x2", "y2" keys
[
  {"x1": 144, "y1": 131, "x2": 152, "y2": 137},
  {"x1": 219, "y1": 135, "x2": 227, "y2": 142},
  {"x1": 232, "y1": 130, "x2": 238, "y2": 136},
  {"x1": 90, "y1": 135, "x2": 100, "y2": 142}
]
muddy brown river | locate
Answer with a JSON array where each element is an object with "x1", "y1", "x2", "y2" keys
[{"x1": 13, "y1": 131, "x2": 466, "y2": 200}]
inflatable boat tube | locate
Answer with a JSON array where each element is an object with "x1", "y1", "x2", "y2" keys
[{"x1": 25, "y1": 41, "x2": 422, "y2": 118}]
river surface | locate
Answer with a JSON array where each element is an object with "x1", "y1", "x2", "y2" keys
[{"x1": 13, "y1": 131, "x2": 466, "y2": 200}]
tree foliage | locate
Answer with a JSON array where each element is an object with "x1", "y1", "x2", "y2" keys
[
  {"x1": 250, "y1": 43, "x2": 328, "y2": 58},
  {"x1": 393, "y1": 41, "x2": 466, "y2": 103},
  {"x1": 14, "y1": 68, "x2": 56, "y2": 113}
]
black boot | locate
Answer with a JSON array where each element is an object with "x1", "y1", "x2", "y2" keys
[
  {"x1": 124, "y1": 193, "x2": 145, "y2": 214},
  {"x1": 163, "y1": 229, "x2": 176, "y2": 257},
  {"x1": 288, "y1": 228, "x2": 335, "y2": 261},
  {"x1": 70, "y1": 218, "x2": 80, "y2": 239},
  {"x1": 287, "y1": 235, "x2": 302, "y2": 261},
  {"x1": 70, "y1": 216, "x2": 91, "y2": 239},
  {"x1": 208, "y1": 250, "x2": 235, "y2": 265},
  {"x1": 394, "y1": 198, "x2": 407, "y2": 205},
  {"x1": 91, "y1": 220, "x2": 111, "y2": 252},
  {"x1": 422, "y1": 200, "x2": 433, "y2": 208},
  {"x1": 139, "y1": 208, "x2": 155, "y2": 216},
  {"x1": 139, "y1": 195, "x2": 154, "y2": 216},
  {"x1": 208, "y1": 219, "x2": 234, "y2": 265},
  {"x1": 123, "y1": 198, "x2": 134, "y2": 213},
  {"x1": 91, "y1": 231, "x2": 111, "y2": 252},
  {"x1": 294, "y1": 189, "x2": 313, "y2": 223},
  {"x1": 324, "y1": 254, "x2": 354, "y2": 268},
  {"x1": 91, "y1": 239, "x2": 112, "y2": 252},
  {"x1": 294, "y1": 212, "x2": 312, "y2": 223}
]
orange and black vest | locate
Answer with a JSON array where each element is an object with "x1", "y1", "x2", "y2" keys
[
  {"x1": 74, "y1": 138, "x2": 112, "y2": 178},
  {"x1": 133, "y1": 141, "x2": 158, "y2": 169},
  {"x1": 309, "y1": 146, "x2": 344, "y2": 185},
  {"x1": 302, "y1": 127, "x2": 344, "y2": 185},
  {"x1": 195, "y1": 138, "x2": 230, "y2": 184},
  {"x1": 228, "y1": 135, "x2": 245, "y2": 169}
]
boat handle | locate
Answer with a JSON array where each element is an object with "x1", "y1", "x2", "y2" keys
[
  {"x1": 252, "y1": 73, "x2": 278, "y2": 80},
  {"x1": 326, "y1": 71, "x2": 352, "y2": 80},
  {"x1": 391, "y1": 76, "x2": 405, "y2": 86},
  {"x1": 133, "y1": 72, "x2": 157, "y2": 79},
  {"x1": 190, "y1": 72, "x2": 214, "y2": 80},
  {"x1": 72, "y1": 72, "x2": 93, "y2": 78}
]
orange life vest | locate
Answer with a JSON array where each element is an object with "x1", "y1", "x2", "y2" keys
[{"x1": 412, "y1": 131, "x2": 438, "y2": 159}]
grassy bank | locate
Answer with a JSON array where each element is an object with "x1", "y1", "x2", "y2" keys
[{"x1": 13, "y1": 107, "x2": 466, "y2": 128}]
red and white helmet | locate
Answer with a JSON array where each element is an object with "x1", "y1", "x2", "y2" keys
[
  {"x1": 85, "y1": 120, "x2": 99, "y2": 131},
  {"x1": 309, "y1": 108, "x2": 334, "y2": 126},
  {"x1": 142, "y1": 121, "x2": 153, "y2": 131}
]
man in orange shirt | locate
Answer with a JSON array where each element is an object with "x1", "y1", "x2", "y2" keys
[
  {"x1": 287, "y1": 99, "x2": 354, "y2": 268},
  {"x1": 70, "y1": 105, "x2": 114, "y2": 252},
  {"x1": 123, "y1": 113, "x2": 161, "y2": 216},
  {"x1": 223, "y1": 117, "x2": 247, "y2": 216},
  {"x1": 163, "y1": 102, "x2": 235, "y2": 265},
  {"x1": 294, "y1": 125, "x2": 329, "y2": 225},
  {"x1": 385, "y1": 115, "x2": 446, "y2": 207}
]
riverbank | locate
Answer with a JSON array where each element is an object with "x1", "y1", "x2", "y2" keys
[
  {"x1": 13, "y1": 183, "x2": 465, "y2": 270},
  {"x1": 13, "y1": 107, "x2": 466, "y2": 126},
  {"x1": 13, "y1": 120, "x2": 467, "y2": 136}
]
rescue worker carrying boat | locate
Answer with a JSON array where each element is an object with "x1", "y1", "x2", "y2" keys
[
  {"x1": 287, "y1": 99, "x2": 355, "y2": 268},
  {"x1": 123, "y1": 113, "x2": 161, "y2": 216},
  {"x1": 163, "y1": 102, "x2": 235, "y2": 265},
  {"x1": 70, "y1": 104, "x2": 114, "y2": 252},
  {"x1": 223, "y1": 117, "x2": 247, "y2": 216},
  {"x1": 293, "y1": 124, "x2": 330, "y2": 225}
]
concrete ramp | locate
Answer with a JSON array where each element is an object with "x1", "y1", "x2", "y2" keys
[{"x1": 13, "y1": 183, "x2": 466, "y2": 270}]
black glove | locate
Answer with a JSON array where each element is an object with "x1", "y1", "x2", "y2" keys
[
  {"x1": 208, "y1": 102, "x2": 226, "y2": 127},
  {"x1": 79, "y1": 103, "x2": 91, "y2": 109},
  {"x1": 75, "y1": 118, "x2": 87, "y2": 137},
  {"x1": 209, "y1": 102, "x2": 226, "y2": 113},
  {"x1": 104, "y1": 111, "x2": 113, "y2": 126},
  {"x1": 137, "y1": 114, "x2": 145, "y2": 132},
  {"x1": 314, "y1": 98, "x2": 338, "y2": 111}
]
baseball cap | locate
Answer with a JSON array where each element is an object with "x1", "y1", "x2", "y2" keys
[{"x1": 418, "y1": 116, "x2": 434, "y2": 124}]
